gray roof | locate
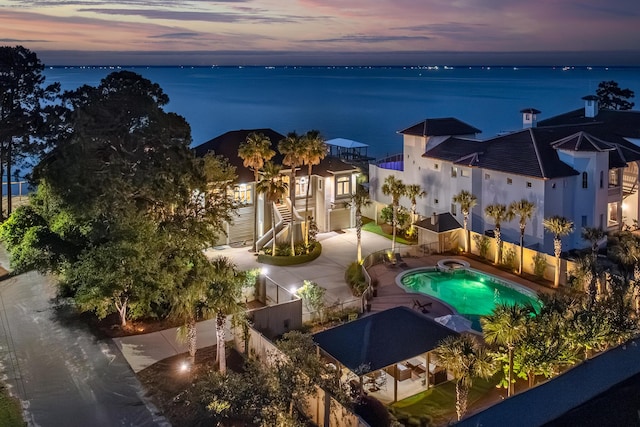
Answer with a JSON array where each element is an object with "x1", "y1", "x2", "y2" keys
[
  {"x1": 400, "y1": 118, "x2": 481, "y2": 137},
  {"x1": 326, "y1": 138, "x2": 368, "y2": 149},
  {"x1": 313, "y1": 306, "x2": 458, "y2": 374},
  {"x1": 551, "y1": 131, "x2": 615, "y2": 152},
  {"x1": 415, "y1": 212, "x2": 462, "y2": 233}
]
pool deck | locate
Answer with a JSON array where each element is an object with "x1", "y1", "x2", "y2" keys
[{"x1": 366, "y1": 254, "x2": 553, "y2": 319}]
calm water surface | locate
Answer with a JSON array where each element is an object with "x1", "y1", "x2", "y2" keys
[{"x1": 44, "y1": 66, "x2": 640, "y2": 158}]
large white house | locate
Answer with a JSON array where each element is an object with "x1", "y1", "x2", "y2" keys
[{"x1": 369, "y1": 97, "x2": 640, "y2": 254}]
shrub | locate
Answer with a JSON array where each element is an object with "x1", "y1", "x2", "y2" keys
[
  {"x1": 345, "y1": 262, "x2": 367, "y2": 296},
  {"x1": 297, "y1": 280, "x2": 326, "y2": 322},
  {"x1": 502, "y1": 247, "x2": 517, "y2": 270},
  {"x1": 532, "y1": 252, "x2": 547, "y2": 278},
  {"x1": 473, "y1": 234, "x2": 490, "y2": 259},
  {"x1": 275, "y1": 243, "x2": 291, "y2": 256}
]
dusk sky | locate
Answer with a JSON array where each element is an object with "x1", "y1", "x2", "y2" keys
[{"x1": 2, "y1": 0, "x2": 640, "y2": 65}]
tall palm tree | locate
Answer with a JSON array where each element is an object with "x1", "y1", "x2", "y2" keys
[
  {"x1": 582, "y1": 226, "x2": 607, "y2": 264},
  {"x1": 381, "y1": 175, "x2": 406, "y2": 253},
  {"x1": 208, "y1": 256, "x2": 245, "y2": 374},
  {"x1": 279, "y1": 132, "x2": 305, "y2": 254},
  {"x1": 238, "y1": 132, "x2": 275, "y2": 252},
  {"x1": 255, "y1": 162, "x2": 288, "y2": 255},
  {"x1": 405, "y1": 184, "x2": 426, "y2": 234},
  {"x1": 434, "y1": 335, "x2": 494, "y2": 421},
  {"x1": 542, "y1": 215, "x2": 574, "y2": 287},
  {"x1": 484, "y1": 204, "x2": 513, "y2": 264},
  {"x1": 452, "y1": 190, "x2": 477, "y2": 253},
  {"x1": 481, "y1": 303, "x2": 533, "y2": 396},
  {"x1": 350, "y1": 184, "x2": 372, "y2": 263},
  {"x1": 609, "y1": 231, "x2": 640, "y2": 283},
  {"x1": 169, "y1": 254, "x2": 214, "y2": 365},
  {"x1": 300, "y1": 130, "x2": 327, "y2": 246},
  {"x1": 582, "y1": 227, "x2": 607, "y2": 297},
  {"x1": 509, "y1": 199, "x2": 536, "y2": 274}
]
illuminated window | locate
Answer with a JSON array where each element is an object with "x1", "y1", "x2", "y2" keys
[
  {"x1": 451, "y1": 167, "x2": 458, "y2": 178},
  {"x1": 507, "y1": 178, "x2": 513, "y2": 185},
  {"x1": 461, "y1": 169, "x2": 469, "y2": 177},
  {"x1": 295, "y1": 177, "x2": 308, "y2": 197},
  {"x1": 232, "y1": 184, "x2": 252, "y2": 204},
  {"x1": 608, "y1": 202, "x2": 619, "y2": 226},
  {"x1": 451, "y1": 203, "x2": 457, "y2": 216},
  {"x1": 434, "y1": 163, "x2": 439, "y2": 170},
  {"x1": 336, "y1": 176, "x2": 351, "y2": 196},
  {"x1": 609, "y1": 169, "x2": 620, "y2": 187}
]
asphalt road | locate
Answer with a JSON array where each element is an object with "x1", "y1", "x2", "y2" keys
[{"x1": 0, "y1": 250, "x2": 170, "y2": 427}]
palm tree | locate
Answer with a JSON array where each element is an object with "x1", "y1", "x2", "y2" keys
[
  {"x1": 381, "y1": 175, "x2": 406, "y2": 253},
  {"x1": 582, "y1": 226, "x2": 607, "y2": 264},
  {"x1": 484, "y1": 204, "x2": 513, "y2": 264},
  {"x1": 542, "y1": 215, "x2": 574, "y2": 287},
  {"x1": 452, "y1": 190, "x2": 477, "y2": 253},
  {"x1": 255, "y1": 162, "x2": 288, "y2": 255},
  {"x1": 169, "y1": 254, "x2": 214, "y2": 365},
  {"x1": 509, "y1": 199, "x2": 536, "y2": 274},
  {"x1": 350, "y1": 184, "x2": 372, "y2": 263},
  {"x1": 609, "y1": 231, "x2": 640, "y2": 282},
  {"x1": 300, "y1": 130, "x2": 327, "y2": 246},
  {"x1": 405, "y1": 184, "x2": 426, "y2": 234},
  {"x1": 279, "y1": 132, "x2": 305, "y2": 254},
  {"x1": 434, "y1": 335, "x2": 494, "y2": 421},
  {"x1": 582, "y1": 227, "x2": 607, "y2": 297},
  {"x1": 208, "y1": 256, "x2": 245, "y2": 374},
  {"x1": 238, "y1": 132, "x2": 276, "y2": 252},
  {"x1": 481, "y1": 303, "x2": 533, "y2": 396}
]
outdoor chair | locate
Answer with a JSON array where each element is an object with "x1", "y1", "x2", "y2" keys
[{"x1": 412, "y1": 299, "x2": 432, "y2": 314}]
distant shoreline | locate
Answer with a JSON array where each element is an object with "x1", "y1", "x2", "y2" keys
[{"x1": 44, "y1": 65, "x2": 640, "y2": 69}]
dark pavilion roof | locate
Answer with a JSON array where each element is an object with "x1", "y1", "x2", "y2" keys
[
  {"x1": 415, "y1": 212, "x2": 461, "y2": 233},
  {"x1": 313, "y1": 306, "x2": 458, "y2": 374},
  {"x1": 400, "y1": 117, "x2": 481, "y2": 137},
  {"x1": 193, "y1": 128, "x2": 357, "y2": 182},
  {"x1": 193, "y1": 129, "x2": 286, "y2": 182}
]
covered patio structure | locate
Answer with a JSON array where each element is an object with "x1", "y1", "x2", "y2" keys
[
  {"x1": 415, "y1": 212, "x2": 461, "y2": 253},
  {"x1": 313, "y1": 306, "x2": 458, "y2": 403}
]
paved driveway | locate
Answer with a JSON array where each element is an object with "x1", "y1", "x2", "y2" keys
[
  {"x1": 0, "y1": 249, "x2": 168, "y2": 427},
  {"x1": 205, "y1": 229, "x2": 406, "y2": 305}
]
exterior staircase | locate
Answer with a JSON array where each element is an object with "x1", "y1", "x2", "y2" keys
[{"x1": 276, "y1": 203, "x2": 292, "y2": 223}]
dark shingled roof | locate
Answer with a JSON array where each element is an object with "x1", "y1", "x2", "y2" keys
[
  {"x1": 551, "y1": 131, "x2": 616, "y2": 152},
  {"x1": 193, "y1": 129, "x2": 286, "y2": 182},
  {"x1": 415, "y1": 212, "x2": 461, "y2": 233},
  {"x1": 400, "y1": 118, "x2": 481, "y2": 137},
  {"x1": 313, "y1": 306, "x2": 458, "y2": 374},
  {"x1": 313, "y1": 156, "x2": 359, "y2": 177},
  {"x1": 538, "y1": 108, "x2": 640, "y2": 139},
  {"x1": 424, "y1": 129, "x2": 580, "y2": 179}
]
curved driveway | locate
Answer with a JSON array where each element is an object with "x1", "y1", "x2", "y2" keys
[{"x1": 0, "y1": 249, "x2": 169, "y2": 427}]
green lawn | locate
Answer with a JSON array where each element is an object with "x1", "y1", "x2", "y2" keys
[
  {"x1": 390, "y1": 376, "x2": 498, "y2": 426},
  {"x1": 0, "y1": 385, "x2": 24, "y2": 427},
  {"x1": 362, "y1": 221, "x2": 416, "y2": 246}
]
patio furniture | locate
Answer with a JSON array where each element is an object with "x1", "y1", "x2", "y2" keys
[
  {"x1": 412, "y1": 299, "x2": 432, "y2": 314},
  {"x1": 411, "y1": 363, "x2": 427, "y2": 380},
  {"x1": 385, "y1": 363, "x2": 411, "y2": 381},
  {"x1": 430, "y1": 367, "x2": 448, "y2": 385}
]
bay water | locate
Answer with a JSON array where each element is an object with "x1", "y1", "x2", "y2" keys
[{"x1": 44, "y1": 65, "x2": 640, "y2": 159}]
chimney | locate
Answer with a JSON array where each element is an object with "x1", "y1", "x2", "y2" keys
[
  {"x1": 582, "y1": 95, "x2": 599, "y2": 118},
  {"x1": 520, "y1": 108, "x2": 541, "y2": 129}
]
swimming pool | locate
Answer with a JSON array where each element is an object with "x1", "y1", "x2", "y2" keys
[{"x1": 399, "y1": 267, "x2": 541, "y2": 331}]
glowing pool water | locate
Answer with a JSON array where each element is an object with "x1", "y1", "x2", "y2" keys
[{"x1": 399, "y1": 267, "x2": 541, "y2": 331}]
